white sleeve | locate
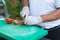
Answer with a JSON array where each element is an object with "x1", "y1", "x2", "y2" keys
[{"x1": 55, "y1": 0, "x2": 60, "y2": 8}]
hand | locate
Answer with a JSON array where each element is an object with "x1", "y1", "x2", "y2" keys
[
  {"x1": 20, "y1": 6, "x2": 30, "y2": 18},
  {"x1": 24, "y1": 16, "x2": 42, "y2": 25}
]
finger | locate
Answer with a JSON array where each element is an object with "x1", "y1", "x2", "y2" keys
[
  {"x1": 27, "y1": 21, "x2": 33, "y2": 25},
  {"x1": 24, "y1": 17, "x2": 29, "y2": 24},
  {"x1": 26, "y1": 18, "x2": 32, "y2": 25}
]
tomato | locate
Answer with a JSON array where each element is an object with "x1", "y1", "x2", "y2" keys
[
  {"x1": 14, "y1": 20, "x2": 18, "y2": 24},
  {"x1": 20, "y1": 20, "x2": 25, "y2": 25},
  {"x1": 6, "y1": 18, "x2": 13, "y2": 24}
]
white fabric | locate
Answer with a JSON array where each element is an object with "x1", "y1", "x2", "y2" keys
[
  {"x1": 24, "y1": 16, "x2": 42, "y2": 25},
  {"x1": 55, "y1": 0, "x2": 60, "y2": 8},
  {"x1": 29, "y1": 0, "x2": 60, "y2": 29},
  {"x1": 20, "y1": 6, "x2": 29, "y2": 18}
]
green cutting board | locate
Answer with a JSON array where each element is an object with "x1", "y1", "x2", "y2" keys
[{"x1": 0, "y1": 20, "x2": 48, "y2": 40}]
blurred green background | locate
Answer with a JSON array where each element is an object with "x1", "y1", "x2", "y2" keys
[{"x1": 5, "y1": 0, "x2": 23, "y2": 20}]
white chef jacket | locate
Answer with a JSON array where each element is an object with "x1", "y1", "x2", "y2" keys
[{"x1": 29, "y1": 0, "x2": 60, "y2": 29}]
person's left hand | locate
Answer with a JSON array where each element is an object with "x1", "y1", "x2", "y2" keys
[
  {"x1": 24, "y1": 16, "x2": 42, "y2": 25},
  {"x1": 20, "y1": 6, "x2": 29, "y2": 19}
]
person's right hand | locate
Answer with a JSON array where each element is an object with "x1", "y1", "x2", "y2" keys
[{"x1": 20, "y1": 6, "x2": 30, "y2": 19}]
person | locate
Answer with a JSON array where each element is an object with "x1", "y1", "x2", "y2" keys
[{"x1": 20, "y1": 0, "x2": 60, "y2": 40}]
